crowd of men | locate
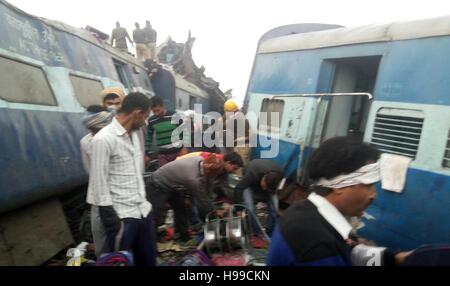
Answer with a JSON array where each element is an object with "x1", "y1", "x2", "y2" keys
[{"x1": 80, "y1": 88, "x2": 414, "y2": 266}]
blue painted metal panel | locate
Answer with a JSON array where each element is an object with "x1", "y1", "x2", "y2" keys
[
  {"x1": 0, "y1": 109, "x2": 88, "y2": 214},
  {"x1": 375, "y1": 37, "x2": 450, "y2": 105},
  {"x1": 360, "y1": 168, "x2": 450, "y2": 250},
  {"x1": 251, "y1": 135, "x2": 300, "y2": 178}
]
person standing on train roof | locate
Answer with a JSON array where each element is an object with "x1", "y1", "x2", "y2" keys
[
  {"x1": 133, "y1": 22, "x2": 150, "y2": 62},
  {"x1": 267, "y1": 136, "x2": 412, "y2": 266},
  {"x1": 145, "y1": 96, "x2": 187, "y2": 167},
  {"x1": 86, "y1": 93, "x2": 157, "y2": 266},
  {"x1": 111, "y1": 21, "x2": 134, "y2": 53},
  {"x1": 100, "y1": 87, "x2": 125, "y2": 111},
  {"x1": 143, "y1": 20, "x2": 157, "y2": 60}
]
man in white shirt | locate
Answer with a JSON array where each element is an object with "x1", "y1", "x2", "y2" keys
[
  {"x1": 87, "y1": 92, "x2": 156, "y2": 266},
  {"x1": 267, "y1": 136, "x2": 412, "y2": 266}
]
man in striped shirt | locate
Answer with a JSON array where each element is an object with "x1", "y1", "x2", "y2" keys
[
  {"x1": 87, "y1": 93, "x2": 156, "y2": 266},
  {"x1": 145, "y1": 96, "x2": 186, "y2": 167}
]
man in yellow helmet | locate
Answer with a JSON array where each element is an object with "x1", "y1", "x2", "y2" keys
[{"x1": 222, "y1": 99, "x2": 252, "y2": 171}]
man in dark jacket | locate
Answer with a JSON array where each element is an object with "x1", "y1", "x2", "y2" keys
[
  {"x1": 234, "y1": 159, "x2": 283, "y2": 237},
  {"x1": 267, "y1": 136, "x2": 411, "y2": 266}
]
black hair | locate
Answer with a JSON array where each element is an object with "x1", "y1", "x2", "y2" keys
[
  {"x1": 224, "y1": 152, "x2": 244, "y2": 168},
  {"x1": 265, "y1": 171, "x2": 283, "y2": 191},
  {"x1": 103, "y1": 93, "x2": 120, "y2": 102},
  {"x1": 150, "y1": 96, "x2": 164, "y2": 108},
  {"x1": 86, "y1": 105, "x2": 107, "y2": 113},
  {"x1": 118, "y1": 92, "x2": 151, "y2": 114},
  {"x1": 306, "y1": 136, "x2": 380, "y2": 195}
]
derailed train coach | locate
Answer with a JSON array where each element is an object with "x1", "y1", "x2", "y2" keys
[
  {"x1": 245, "y1": 17, "x2": 450, "y2": 250},
  {"x1": 0, "y1": 0, "x2": 214, "y2": 265}
]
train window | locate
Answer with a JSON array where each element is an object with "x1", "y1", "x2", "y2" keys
[
  {"x1": 70, "y1": 75, "x2": 104, "y2": 107},
  {"x1": 113, "y1": 59, "x2": 130, "y2": 88},
  {"x1": 258, "y1": 98, "x2": 284, "y2": 133},
  {"x1": 370, "y1": 108, "x2": 424, "y2": 159},
  {"x1": 443, "y1": 129, "x2": 450, "y2": 168},
  {"x1": 0, "y1": 56, "x2": 57, "y2": 105}
]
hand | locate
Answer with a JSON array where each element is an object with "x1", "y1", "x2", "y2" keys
[
  {"x1": 144, "y1": 155, "x2": 151, "y2": 166},
  {"x1": 215, "y1": 209, "x2": 226, "y2": 218},
  {"x1": 395, "y1": 250, "x2": 413, "y2": 265}
]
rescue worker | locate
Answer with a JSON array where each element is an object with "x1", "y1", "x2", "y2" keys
[
  {"x1": 143, "y1": 20, "x2": 157, "y2": 59},
  {"x1": 222, "y1": 99, "x2": 252, "y2": 169},
  {"x1": 111, "y1": 22, "x2": 133, "y2": 53},
  {"x1": 145, "y1": 154, "x2": 224, "y2": 243},
  {"x1": 234, "y1": 159, "x2": 283, "y2": 237},
  {"x1": 133, "y1": 22, "x2": 150, "y2": 62}
]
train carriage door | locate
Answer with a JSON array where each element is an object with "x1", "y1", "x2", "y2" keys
[{"x1": 321, "y1": 56, "x2": 381, "y2": 143}]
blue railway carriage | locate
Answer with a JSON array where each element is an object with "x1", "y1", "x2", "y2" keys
[
  {"x1": 0, "y1": 0, "x2": 154, "y2": 265},
  {"x1": 245, "y1": 17, "x2": 450, "y2": 250}
]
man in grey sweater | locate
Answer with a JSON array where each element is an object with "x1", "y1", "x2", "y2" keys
[{"x1": 145, "y1": 155, "x2": 223, "y2": 242}]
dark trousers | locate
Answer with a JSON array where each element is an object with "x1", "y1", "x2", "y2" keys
[
  {"x1": 105, "y1": 213, "x2": 157, "y2": 266},
  {"x1": 147, "y1": 184, "x2": 190, "y2": 241}
]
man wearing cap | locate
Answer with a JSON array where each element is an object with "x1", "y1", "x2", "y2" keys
[
  {"x1": 222, "y1": 99, "x2": 252, "y2": 168},
  {"x1": 234, "y1": 159, "x2": 283, "y2": 237},
  {"x1": 267, "y1": 136, "x2": 411, "y2": 266},
  {"x1": 100, "y1": 87, "x2": 125, "y2": 111}
]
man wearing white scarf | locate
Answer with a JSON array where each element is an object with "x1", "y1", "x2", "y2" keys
[{"x1": 268, "y1": 136, "x2": 411, "y2": 266}]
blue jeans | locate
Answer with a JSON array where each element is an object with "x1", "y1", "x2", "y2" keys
[{"x1": 242, "y1": 188, "x2": 278, "y2": 237}]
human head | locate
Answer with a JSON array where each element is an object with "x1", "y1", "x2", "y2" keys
[
  {"x1": 260, "y1": 171, "x2": 283, "y2": 194},
  {"x1": 223, "y1": 152, "x2": 243, "y2": 173},
  {"x1": 135, "y1": 22, "x2": 140, "y2": 29},
  {"x1": 146, "y1": 20, "x2": 151, "y2": 27},
  {"x1": 103, "y1": 93, "x2": 121, "y2": 110},
  {"x1": 83, "y1": 105, "x2": 113, "y2": 134},
  {"x1": 117, "y1": 92, "x2": 151, "y2": 131},
  {"x1": 224, "y1": 99, "x2": 239, "y2": 113},
  {"x1": 116, "y1": 22, "x2": 120, "y2": 28},
  {"x1": 150, "y1": 96, "x2": 165, "y2": 118},
  {"x1": 306, "y1": 136, "x2": 381, "y2": 217},
  {"x1": 203, "y1": 154, "x2": 224, "y2": 177},
  {"x1": 100, "y1": 87, "x2": 125, "y2": 110}
]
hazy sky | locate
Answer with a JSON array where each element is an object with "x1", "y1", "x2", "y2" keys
[{"x1": 7, "y1": 0, "x2": 450, "y2": 104}]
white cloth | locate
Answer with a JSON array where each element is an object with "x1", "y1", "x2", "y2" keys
[
  {"x1": 315, "y1": 162, "x2": 380, "y2": 189},
  {"x1": 80, "y1": 133, "x2": 93, "y2": 173},
  {"x1": 86, "y1": 117, "x2": 151, "y2": 219},
  {"x1": 308, "y1": 192, "x2": 353, "y2": 239},
  {"x1": 379, "y1": 153, "x2": 411, "y2": 193}
]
